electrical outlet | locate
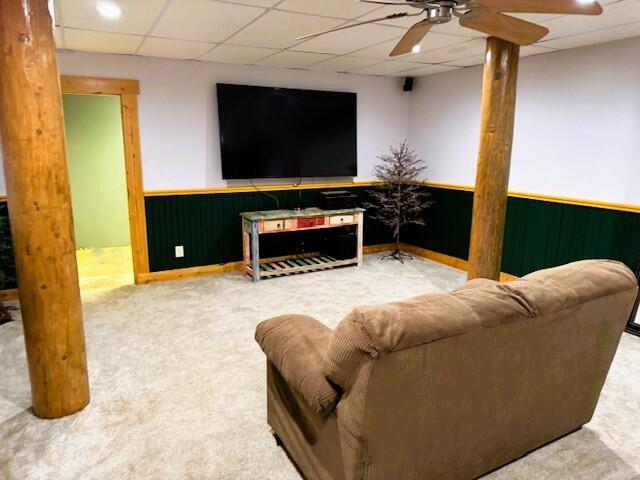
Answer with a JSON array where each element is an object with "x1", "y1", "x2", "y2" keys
[{"x1": 175, "y1": 245, "x2": 184, "y2": 258}]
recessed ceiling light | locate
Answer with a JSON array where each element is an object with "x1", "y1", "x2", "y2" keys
[
  {"x1": 412, "y1": 44, "x2": 421, "y2": 54},
  {"x1": 96, "y1": 1, "x2": 122, "y2": 20}
]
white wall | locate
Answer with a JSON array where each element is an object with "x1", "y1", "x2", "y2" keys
[
  {"x1": 0, "y1": 52, "x2": 411, "y2": 194},
  {"x1": 408, "y1": 36, "x2": 640, "y2": 205}
]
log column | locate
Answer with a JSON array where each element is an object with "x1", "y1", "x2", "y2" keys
[
  {"x1": 0, "y1": 0, "x2": 90, "y2": 418},
  {"x1": 467, "y1": 37, "x2": 520, "y2": 280}
]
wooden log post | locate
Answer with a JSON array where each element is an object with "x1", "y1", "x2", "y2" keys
[
  {"x1": 0, "y1": 0, "x2": 90, "y2": 418},
  {"x1": 467, "y1": 37, "x2": 520, "y2": 280}
]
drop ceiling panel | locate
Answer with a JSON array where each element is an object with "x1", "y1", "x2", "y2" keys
[
  {"x1": 306, "y1": 55, "x2": 381, "y2": 72},
  {"x1": 542, "y1": 0, "x2": 640, "y2": 41},
  {"x1": 355, "y1": 6, "x2": 430, "y2": 28},
  {"x1": 64, "y1": 28, "x2": 143, "y2": 54},
  {"x1": 59, "y1": 0, "x2": 167, "y2": 35},
  {"x1": 431, "y1": 19, "x2": 485, "y2": 38},
  {"x1": 443, "y1": 44, "x2": 556, "y2": 67},
  {"x1": 350, "y1": 32, "x2": 470, "y2": 60},
  {"x1": 411, "y1": 37, "x2": 487, "y2": 64},
  {"x1": 55, "y1": 0, "x2": 640, "y2": 77},
  {"x1": 402, "y1": 64, "x2": 460, "y2": 77},
  {"x1": 276, "y1": 0, "x2": 380, "y2": 19},
  {"x1": 539, "y1": 21, "x2": 640, "y2": 49},
  {"x1": 348, "y1": 60, "x2": 425, "y2": 76},
  {"x1": 257, "y1": 50, "x2": 334, "y2": 68},
  {"x1": 54, "y1": 27, "x2": 64, "y2": 48},
  {"x1": 233, "y1": 0, "x2": 281, "y2": 6},
  {"x1": 152, "y1": 0, "x2": 265, "y2": 43},
  {"x1": 227, "y1": 10, "x2": 339, "y2": 49},
  {"x1": 296, "y1": 23, "x2": 403, "y2": 55},
  {"x1": 200, "y1": 44, "x2": 278, "y2": 63},
  {"x1": 138, "y1": 38, "x2": 215, "y2": 60}
]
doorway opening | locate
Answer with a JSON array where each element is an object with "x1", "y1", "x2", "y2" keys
[{"x1": 63, "y1": 93, "x2": 133, "y2": 292}]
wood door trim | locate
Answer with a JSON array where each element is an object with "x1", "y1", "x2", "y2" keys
[
  {"x1": 61, "y1": 75, "x2": 149, "y2": 284},
  {"x1": 61, "y1": 76, "x2": 139, "y2": 95}
]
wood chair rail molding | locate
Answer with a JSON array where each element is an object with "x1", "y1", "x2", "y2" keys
[{"x1": 60, "y1": 75, "x2": 150, "y2": 283}]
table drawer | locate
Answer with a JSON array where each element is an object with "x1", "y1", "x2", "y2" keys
[
  {"x1": 262, "y1": 220, "x2": 285, "y2": 232},
  {"x1": 329, "y1": 215, "x2": 354, "y2": 225},
  {"x1": 298, "y1": 217, "x2": 325, "y2": 228}
]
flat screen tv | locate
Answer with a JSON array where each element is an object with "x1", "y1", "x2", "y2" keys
[{"x1": 216, "y1": 83, "x2": 357, "y2": 179}]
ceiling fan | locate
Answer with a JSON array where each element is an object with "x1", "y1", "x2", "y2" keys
[{"x1": 297, "y1": 0, "x2": 603, "y2": 57}]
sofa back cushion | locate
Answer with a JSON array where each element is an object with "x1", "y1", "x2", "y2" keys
[{"x1": 323, "y1": 260, "x2": 637, "y2": 390}]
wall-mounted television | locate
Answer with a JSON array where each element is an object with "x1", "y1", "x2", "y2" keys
[{"x1": 216, "y1": 83, "x2": 357, "y2": 179}]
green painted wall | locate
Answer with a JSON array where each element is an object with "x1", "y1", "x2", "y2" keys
[{"x1": 63, "y1": 94, "x2": 130, "y2": 248}]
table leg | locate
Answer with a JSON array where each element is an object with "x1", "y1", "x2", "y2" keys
[
  {"x1": 356, "y1": 212, "x2": 364, "y2": 267},
  {"x1": 251, "y1": 221, "x2": 260, "y2": 282},
  {"x1": 242, "y1": 226, "x2": 250, "y2": 273}
]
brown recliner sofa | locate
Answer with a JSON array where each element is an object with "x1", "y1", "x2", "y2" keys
[{"x1": 255, "y1": 260, "x2": 638, "y2": 480}]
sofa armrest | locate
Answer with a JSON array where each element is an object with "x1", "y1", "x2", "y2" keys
[{"x1": 256, "y1": 314, "x2": 339, "y2": 416}]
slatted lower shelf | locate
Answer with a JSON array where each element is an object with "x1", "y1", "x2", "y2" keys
[{"x1": 246, "y1": 255, "x2": 358, "y2": 279}]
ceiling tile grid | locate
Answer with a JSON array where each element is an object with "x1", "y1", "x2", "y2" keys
[{"x1": 53, "y1": 0, "x2": 640, "y2": 77}]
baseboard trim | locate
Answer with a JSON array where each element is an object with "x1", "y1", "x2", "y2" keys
[
  {"x1": 0, "y1": 243, "x2": 518, "y2": 293},
  {"x1": 136, "y1": 243, "x2": 518, "y2": 285},
  {"x1": 136, "y1": 261, "x2": 244, "y2": 284},
  {"x1": 399, "y1": 243, "x2": 518, "y2": 282},
  {"x1": 0, "y1": 288, "x2": 18, "y2": 301}
]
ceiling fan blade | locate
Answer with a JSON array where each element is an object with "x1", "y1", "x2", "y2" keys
[
  {"x1": 296, "y1": 12, "x2": 412, "y2": 41},
  {"x1": 459, "y1": 12, "x2": 549, "y2": 46},
  {"x1": 390, "y1": 20, "x2": 432, "y2": 56},
  {"x1": 470, "y1": 0, "x2": 603, "y2": 15}
]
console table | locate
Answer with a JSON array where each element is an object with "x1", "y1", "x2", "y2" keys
[{"x1": 240, "y1": 207, "x2": 365, "y2": 282}]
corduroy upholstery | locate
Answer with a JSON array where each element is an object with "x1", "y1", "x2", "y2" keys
[
  {"x1": 256, "y1": 314, "x2": 339, "y2": 416},
  {"x1": 256, "y1": 260, "x2": 638, "y2": 480}
]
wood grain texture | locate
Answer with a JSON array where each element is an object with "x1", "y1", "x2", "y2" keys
[
  {"x1": 473, "y1": 0, "x2": 603, "y2": 15},
  {"x1": 468, "y1": 37, "x2": 520, "y2": 280},
  {"x1": 390, "y1": 20, "x2": 432, "y2": 56},
  {"x1": 60, "y1": 75, "x2": 140, "y2": 95},
  {"x1": 460, "y1": 11, "x2": 548, "y2": 46},
  {"x1": 119, "y1": 93, "x2": 150, "y2": 282},
  {"x1": 0, "y1": 0, "x2": 90, "y2": 418},
  {"x1": 0, "y1": 288, "x2": 18, "y2": 301}
]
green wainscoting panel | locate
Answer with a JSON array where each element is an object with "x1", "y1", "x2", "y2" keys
[
  {"x1": 2, "y1": 186, "x2": 638, "y2": 281},
  {"x1": 145, "y1": 186, "x2": 392, "y2": 272},
  {"x1": 0, "y1": 202, "x2": 17, "y2": 290},
  {"x1": 404, "y1": 186, "x2": 640, "y2": 278},
  {"x1": 404, "y1": 187, "x2": 474, "y2": 262},
  {"x1": 502, "y1": 197, "x2": 640, "y2": 277}
]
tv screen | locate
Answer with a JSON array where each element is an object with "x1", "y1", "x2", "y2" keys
[{"x1": 216, "y1": 84, "x2": 357, "y2": 179}]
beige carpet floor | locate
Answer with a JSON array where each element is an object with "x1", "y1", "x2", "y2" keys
[{"x1": 0, "y1": 254, "x2": 639, "y2": 479}]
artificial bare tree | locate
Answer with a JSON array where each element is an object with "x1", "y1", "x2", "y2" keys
[{"x1": 366, "y1": 141, "x2": 432, "y2": 263}]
